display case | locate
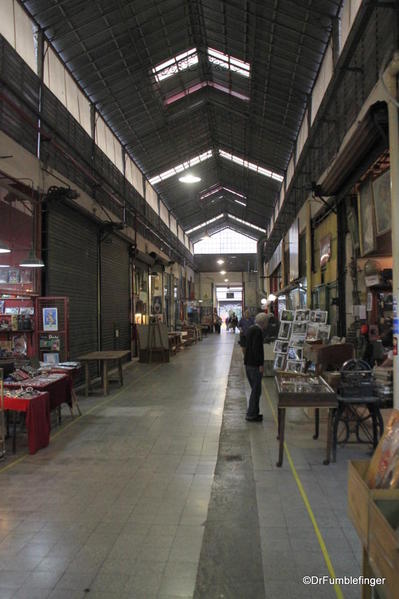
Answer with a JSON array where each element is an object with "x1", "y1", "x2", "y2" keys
[{"x1": 0, "y1": 295, "x2": 36, "y2": 359}]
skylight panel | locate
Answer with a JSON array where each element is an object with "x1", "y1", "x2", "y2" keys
[
  {"x1": 186, "y1": 214, "x2": 224, "y2": 234},
  {"x1": 234, "y1": 199, "x2": 246, "y2": 207},
  {"x1": 228, "y1": 214, "x2": 266, "y2": 233},
  {"x1": 219, "y1": 150, "x2": 284, "y2": 182},
  {"x1": 224, "y1": 187, "x2": 246, "y2": 199},
  {"x1": 207, "y1": 48, "x2": 250, "y2": 78},
  {"x1": 152, "y1": 48, "x2": 198, "y2": 82},
  {"x1": 149, "y1": 150, "x2": 213, "y2": 185}
]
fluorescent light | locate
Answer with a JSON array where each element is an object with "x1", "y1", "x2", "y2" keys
[
  {"x1": 179, "y1": 173, "x2": 201, "y2": 184},
  {"x1": 217, "y1": 259, "x2": 224, "y2": 265},
  {"x1": 0, "y1": 264, "x2": 10, "y2": 268},
  {"x1": 0, "y1": 241, "x2": 11, "y2": 254},
  {"x1": 219, "y1": 149, "x2": 284, "y2": 182},
  {"x1": 19, "y1": 249, "x2": 44, "y2": 268}
]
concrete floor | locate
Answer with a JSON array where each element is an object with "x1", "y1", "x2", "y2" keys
[{"x1": 0, "y1": 332, "x2": 372, "y2": 598}]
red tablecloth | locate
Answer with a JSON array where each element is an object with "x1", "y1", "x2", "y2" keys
[
  {"x1": 3, "y1": 392, "x2": 50, "y2": 454},
  {"x1": 4, "y1": 374, "x2": 72, "y2": 411}
]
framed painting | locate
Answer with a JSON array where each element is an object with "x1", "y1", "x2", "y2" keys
[{"x1": 372, "y1": 170, "x2": 391, "y2": 236}]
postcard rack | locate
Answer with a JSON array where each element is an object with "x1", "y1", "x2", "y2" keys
[{"x1": 35, "y1": 297, "x2": 69, "y2": 364}]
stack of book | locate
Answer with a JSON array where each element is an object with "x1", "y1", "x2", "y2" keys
[{"x1": 373, "y1": 366, "x2": 393, "y2": 401}]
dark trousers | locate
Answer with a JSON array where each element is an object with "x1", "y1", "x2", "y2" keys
[
  {"x1": 215, "y1": 324, "x2": 221, "y2": 334},
  {"x1": 245, "y1": 365, "x2": 262, "y2": 418}
]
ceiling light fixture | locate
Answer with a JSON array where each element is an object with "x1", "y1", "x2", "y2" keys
[
  {"x1": 179, "y1": 173, "x2": 201, "y2": 184},
  {"x1": 220, "y1": 270, "x2": 226, "y2": 275},
  {"x1": 224, "y1": 278, "x2": 229, "y2": 282},
  {"x1": 19, "y1": 249, "x2": 44, "y2": 268},
  {"x1": 217, "y1": 259, "x2": 224, "y2": 265},
  {"x1": 0, "y1": 241, "x2": 11, "y2": 254}
]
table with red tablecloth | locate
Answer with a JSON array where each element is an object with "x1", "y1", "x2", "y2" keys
[
  {"x1": 4, "y1": 373, "x2": 72, "y2": 411},
  {"x1": 3, "y1": 391, "x2": 50, "y2": 454}
]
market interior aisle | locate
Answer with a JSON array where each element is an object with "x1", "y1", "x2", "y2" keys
[{"x1": 0, "y1": 333, "x2": 234, "y2": 599}]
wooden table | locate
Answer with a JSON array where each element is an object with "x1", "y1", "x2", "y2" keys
[
  {"x1": 77, "y1": 351, "x2": 130, "y2": 396},
  {"x1": 168, "y1": 332, "x2": 182, "y2": 354},
  {"x1": 4, "y1": 391, "x2": 50, "y2": 454},
  {"x1": 275, "y1": 374, "x2": 338, "y2": 467}
]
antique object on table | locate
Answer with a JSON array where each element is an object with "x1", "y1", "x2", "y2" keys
[{"x1": 274, "y1": 373, "x2": 337, "y2": 467}]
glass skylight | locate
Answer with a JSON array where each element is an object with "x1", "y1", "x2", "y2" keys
[
  {"x1": 219, "y1": 150, "x2": 284, "y2": 182},
  {"x1": 207, "y1": 48, "x2": 250, "y2": 78},
  {"x1": 164, "y1": 81, "x2": 250, "y2": 105},
  {"x1": 185, "y1": 214, "x2": 224, "y2": 235},
  {"x1": 194, "y1": 228, "x2": 257, "y2": 254},
  {"x1": 228, "y1": 214, "x2": 266, "y2": 233},
  {"x1": 152, "y1": 48, "x2": 198, "y2": 82},
  {"x1": 199, "y1": 184, "x2": 246, "y2": 201},
  {"x1": 149, "y1": 150, "x2": 213, "y2": 185}
]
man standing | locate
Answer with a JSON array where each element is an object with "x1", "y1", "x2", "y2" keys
[
  {"x1": 238, "y1": 309, "x2": 255, "y2": 354},
  {"x1": 244, "y1": 312, "x2": 268, "y2": 422}
]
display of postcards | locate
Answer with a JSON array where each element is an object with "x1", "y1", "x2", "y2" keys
[
  {"x1": 306, "y1": 323, "x2": 319, "y2": 340},
  {"x1": 274, "y1": 340, "x2": 289, "y2": 354},
  {"x1": 278, "y1": 322, "x2": 292, "y2": 340},
  {"x1": 12, "y1": 334, "x2": 27, "y2": 355},
  {"x1": 19, "y1": 269, "x2": 33, "y2": 284},
  {"x1": 5, "y1": 307, "x2": 19, "y2": 315},
  {"x1": 19, "y1": 307, "x2": 34, "y2": 316},
  {"x1": 292, "y1": 322, "x2": 307, "y2": 335},
  {"x1": 287, "y1": 346, "x2": 304, "y2": 361},
  {"x1": 43, "y1": 307, "x2": 58, "y2": 331},
  {"x1": 290, "y1": 333, "x2": 306, "y2": 347},
  {"x1": 40, "y1": 335, "x2": 60, "y2": 350},
  {"x1": 0, "y1": 269, "x2": 8, "y2": 283},
  {"x1": 0, "y1": 300, "x2": 4, "y2": 314},
  {"x1": 273, "y1": 353, "x2": 286, "y2": 371},
  {"x1": 280, "y1": 309, "x2": 294, "y2": 322},
  {"x1": 294, "y1": 309, "x2": 310, "y2": 322},
  {"x1": 310, "y1": 310, "x2": 328, "y2": 324},
  {"x1": 43, "y1": 352, "x2": 60, "y2": 364},
  {"x1": 7, "y1": 268, "x2": 20, "y2": 284},
  {"x1": 286, "y1": 360, "x2": 306, "y2": 373},
  {"x1": 317, "y1": 324, "x2": 331, "y2": 343}
]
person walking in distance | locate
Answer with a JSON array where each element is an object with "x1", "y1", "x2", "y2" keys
[{"x1": 244, "y1": 312, "x2": 268, "y2": 422}]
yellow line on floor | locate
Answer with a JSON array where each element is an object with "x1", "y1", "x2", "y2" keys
[
  {"x1": 262, "y1": 380, "x2": 344, "y2": 599},
  {"x1": 0, "y1": 363, "x2": 163, "y2": 475}
]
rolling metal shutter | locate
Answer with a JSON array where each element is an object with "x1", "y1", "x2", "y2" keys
[
  {"x1": 45, "y1": 203, "x2": 99, "y2": 362},
  {"x1": 100, "y1": 234, "x2": 130, "y2": 352}
]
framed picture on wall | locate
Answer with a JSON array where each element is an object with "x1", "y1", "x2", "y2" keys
[
  {"x1": 43, "y1": 307, "x2": 58, "y2": 331},
  {"x1": 372, "y1": 170, "x2": 391, "y2": 235},
  {"x1": 358, "y1": 180, "x2": 376, "y2": 256}
]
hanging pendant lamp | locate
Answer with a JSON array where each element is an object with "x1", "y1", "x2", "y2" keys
[
  {"x1": 0, "y1": 240, "x2": 11, "y2": 254},
  {"x1": 19, "y1": 248, "x2": 44, "y2": 268}
]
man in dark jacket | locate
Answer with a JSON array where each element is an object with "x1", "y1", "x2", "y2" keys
[{"x1": 244, "y1": 312, "x2": 269, "y2": 422}]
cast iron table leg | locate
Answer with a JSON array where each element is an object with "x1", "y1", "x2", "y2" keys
[
  {"x1": 103, "y1": 361, "x2": 109, "y2": 395},
  {"x1": 324, "y1": 408, "x2": 333, "y2": 465},
  {"x1": 276, "y1": 408, "x2": 285, "y2": 467},
  {"x1": 313, "y1": 408, "x2": 320, "y2": 440}
]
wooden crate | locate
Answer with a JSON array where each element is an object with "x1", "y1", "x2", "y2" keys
[
  {"x1": 368, "y1": 499, "x2": 399, "y2": 599},
  {"x1": 348, "y1": 461, "x2": 399, "y2": 547}
]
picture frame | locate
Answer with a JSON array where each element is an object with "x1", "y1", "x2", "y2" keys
[
  {"x1": 20, "y1": 269, "x2": 33, "y2": 284},
  {"x1": 294, "y1": 309, "x2": 310, "y2": 322},
  {"x1": 0, "y1": 300, "x2": 4, "y2": 314},
  {"x1": 310, "y1": 310, "x2": 328, "y2": 324},
  {"x1": 346, "y1": 203, "x2": 360, "y2": 250},
  {"x1": 287, "y1": 346, "x2": 304, "y2": 361},
  {"x1": 317, "y1": 324, "x2": 331, "y2": 343},
  {"x1": 43, "y1": 307, "x2": 58, "y2": 331},
  {"x1": 43, "y1": 352, "x2": 60, "y2": 364},
  {"x1": 0, "y1": 270, "x2": 8, "y2": 284},
  {"x1": 292, "y1": 322, "x2": 307, "y2": 335},
  {"x1": 274, "y1": 340, "x2": 288, "y2": 354},
  {"x1": 372, "y1": 170, "x2": 391, "y2": 235},
  {"x1": 8, "y1": 268, "x2": 20, "y2": 284},
  {"x1": 306, "y1": 323, "x2": 319, "y2": 341},
  {"x1": 280, "y1": 309, "x2": 294, "y2": 322},
  {"x1": 358, "y1": 180, "x2": 376, "y2": 256},
  {"x1": 286, "y1": 360, "x2": 306, "y2": 374},
  {"x1": 273, "y1": 353, "x2": 286, "y2": 371},
  {"x1": 278, "y1": 322, "x2": 291, "y2": 340},
  {"x1": 320, "y1": 234, "x2": 332, "y2": 267},
  {"x1": 290, "y1": 333, "x2": 306, "y2": 347}
]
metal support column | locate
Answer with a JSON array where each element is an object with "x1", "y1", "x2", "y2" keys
[{"x1": 306, "y1": 200, "x2": 312, "y2": 309}]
